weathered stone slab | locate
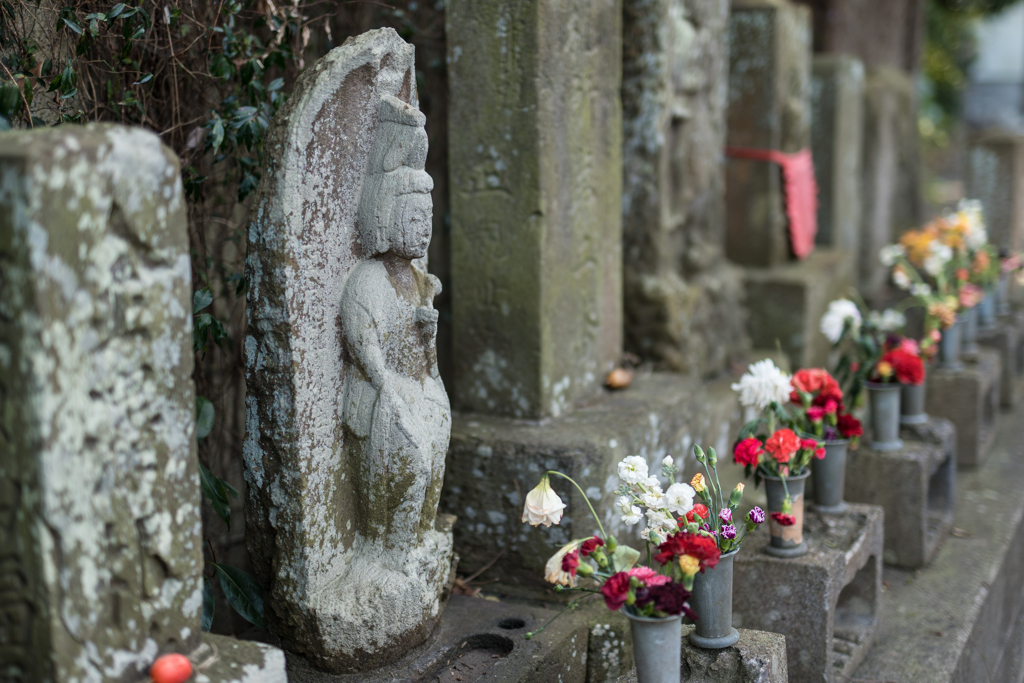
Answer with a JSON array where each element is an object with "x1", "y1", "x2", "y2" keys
[
  {"x1": 844, "y1": 419, "x2": 955, "y2": 568},
  {"x1": 447, "y1": 0, "x2": 623, "y2": 418},
  {"x1": 965, "y1": 130, "x2": 1024, "y2": 254},
  {"x1": 925, "y1": 350, "x2": 1001, "y2": 469},
  {"x1": 733, "y1": 504, "x2": 884, "y2": 683},
  {"x1": 0, "y1": 124, "x2": 284, "y2": 681},
  {"x1": 810, "y1": 55, "x2": 864, "y2": 256},
  {"x1": 977, "y1": 311, "x2": 1024, "y2": 408},
  {"x1": 616, "y1": 625, "x2": 788, "y2": 683},
  {"x1": 725, "y1": 0, "x2": 812, "y2": 267},
  {"x1": 244, "y1": 29, "x2": 454, "y2": 672},
  {"x1": 621, "y1": 0, "x2": 750, "y2": 376},
  {"x1": 743, "y1": 248, "x2": 855, "y2": 369}
]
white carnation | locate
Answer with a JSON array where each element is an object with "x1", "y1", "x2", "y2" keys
[
  {"x1": 617, "y1": 455, "x2": 649, "y2": 484},
  {"x1": 664, "y1": 482, "x2": 696, "y2": 515},
  {"x1": 731, "y1": 359, "x2": 792, "y2": 410},
  {"x1": 820, "y1": 298, "x2": 862, "y2": 344}
]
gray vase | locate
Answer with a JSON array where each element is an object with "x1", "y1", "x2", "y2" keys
[
  {"x1": 900, "y1": 375, "x2": 928, "y2": 425},
  {"x1": 937, "y1": 318, "x2": 964, "y2": 371},
  {"x1": 689, "y1": 548, "x2": 740, "y2": 649},
  {"x1": 997, "y1": 274, "x2": 1011, "y2": 315},
  {"x1": 761, "y1": 467, "x2": 810, "y2": 558},
  {"x1": 624, "y1": 610, "x2": 681, "y2": 683},
  {"x1": 866, "y1": 381, "x2": 903, "y2": 450},
  {"x1": 812, "y1": 440, "x2": 848, "y2": 513},
  {"x1": 962, "y1": 306, "x2": 980, "y2": 356},
  {"x1": 979, "y1": 291, "x2": 997, "y2": 330}
]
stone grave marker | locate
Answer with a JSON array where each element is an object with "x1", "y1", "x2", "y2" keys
[
  {"x1": 966, "y1": 130, "x2": 1024, "y2": 254},
  {"x1": 926, "y1": 350, "x2": 1001, "y2": 469},
  {"x1": 0, "y1": 124, "x2": 284, "y2": 682},
  {"x1": 244, "y1": 28, "x2": 454, "y2": 672}
]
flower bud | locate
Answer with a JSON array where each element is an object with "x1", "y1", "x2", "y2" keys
[
  {"x1": 707, "y1": 447, "x2": 718, "y2": 467},
  {"x1": 729, "y1": 482, "x2": 744, "y2": 507},
  {"x1": 576, "y1": 561, "x2": 594, "y2": 577},
  {"x1": 693, "y1": 445, "x2": 706, "y2": 463},
  {"x1": 605, "y1": 534, "x2": 618, "y2": 552}
]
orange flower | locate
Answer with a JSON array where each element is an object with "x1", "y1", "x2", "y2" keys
[
  {"x1": 764, "y1": 429, "x2": 801, "y2": 464},
  {"x1": 928, "y1": 300, "x2": 957, "y2": 329},
  {"x1": 973, "y1": 250, "x2": 991, "y2": 274}
]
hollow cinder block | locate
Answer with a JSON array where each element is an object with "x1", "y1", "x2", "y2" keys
[
  {"x1": 925, "y1": 349, "x2": 1001, "y2": 468},
  {"x1": 732, "y1": 504, "x2": 883, "y2": 683},
  {"x1": 977, "y1": 311, "x2": 1024, "y2": 409},
  {"x1": 844, "y1": 418, "x2": 955, "y2": 569}
]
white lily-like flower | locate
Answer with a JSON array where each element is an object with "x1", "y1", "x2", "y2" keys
[
  {"x1": 820, "y1": 298, "x2": 862, "y2": 344},
  {"x1": 731, "y1": 359, "x2": 792, "y2": 410},
  {"x1": 521, "y1": 475, "x2": 566, "y2": 527},
  {"x1": 544, "y1": 541, "x2": 580, "y2": 587},
  {"x1": 617, "y1": 455, "x2": 649, "y2": 484},
  {"x1": 664, "y1": 482, "x2": 696, "y2": 515}
]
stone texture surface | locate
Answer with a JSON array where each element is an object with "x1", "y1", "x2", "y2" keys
[
  {"x1": 621, "y1": 0, "x2": 750, "y2": 376},
  {"x1": 965, "y1": 130, "x2": 1024, "y2": 254},
  {"x1": 244, "y1": 29, "x2": 453, "y2": 672},
  {"x1": 733, "y1": 504, "x2": 884, "y2": 683},
  {"x1": 0, "y1": 124, "x2": 284, "y2": 682},
  {"x1": 581, "y1": 601, "x2": 634, "y2": 683},
  {"x1": 725, "y1": 0, "x2": 812, "y2": 267},
  {"x1": 743, "y1": 248, "x2": 855, "y2": 369},
  {"x1": 282, "y1": 595, "x2": 589, "y2": 683},
  {"x1": 195, "y1": 635, "x2": 288, "y2": 683},
  {"x1": 615, "y1": 626, "x2": 787, "y2": 683},
  {"x1": 978, "y1": 312, "x2": 1024, "y2": 409},
  {"x1": 447, "y1": 0, "x2": 623, "y2": 419},
  {"x1": 860, "y1": 66, "x2": 923, "y2": 300},
  {"x1": 926, "y1": 350, "x2": 1001, "y2": 469},
  {"x1": 810, "y1": 55, "x2": 864, "y2": 257},
  {"x1": 844, "y1": 419, "x2": 955, "y2": 568},
  {"x1": 853, "y1": 397, "x2": 1024, "y2": 682}
]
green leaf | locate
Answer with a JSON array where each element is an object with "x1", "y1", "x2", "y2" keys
[
  {"x1": 59, "y1": 88, "x2": 77, "y2": 100},
  {"x1": 193, "y1": 287, "x2": 213, "y2": 314},
  {"x1": 213, "y1": 564, "x2": 265, "y2": 628},
  {"x1": 200, "y1": 464, "x2": 231, "y2": 526},
  {"x1": 0, "y1": 82, "x2": 21, "y2": 118},
  {"x1": 610, "y1": 544, "x2": 640, "y2": 572},
  {"x1": 62, "y1": 17, "x2": 83, "y2": 34},
  {"x1": 106, "y1": 3, "x2": 126, "y2": 20},
  {"x1": 195, "y1": 395, "x2": 215, "y2": 441},
  {"x1": 133, "y1": 72, "x2": 152, "y2": 85},
  {"x1": 202, "y1": 577, "x2": 215, "y2": 632}
]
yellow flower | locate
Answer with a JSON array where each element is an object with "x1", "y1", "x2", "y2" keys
[
  {"x1": 690, "y1": 473, "x2": 706, "y2": 493},
  {"x1": 679, "y1": 554, "x2": 700, "y2": 577},
  {"x1": 876, "y1": 361, "x2": 893, "y2": 378}
]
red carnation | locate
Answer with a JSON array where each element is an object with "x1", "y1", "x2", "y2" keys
[
  {"x1": 733, "y1": 438, "x2": 763, "y2": 467},
  {"x1": 771, "y1": 512, "x2": 796, "y2": 526},
  {"x1": 580, "y1": 536, "x2": 604, "y2": 557},
  {"x1": 654, "y1": 532, "x2": 721, "y2": 572},
  {"x1": 764, "y1": 429, "x2": 800, "y2": 464},
  {"x1": 800, "y1": 438, "x2": 819, "y2": 451},
  {"x1": 837, "y1": 414, "x2": 863, "y2": 439},
  {"x1": 600, "y1": 571, "x2": 632, "y2": 611},
  {"x1": 884, "y1": 348, "x2": 925, "y2": 386},
  {"x1": 685, "y1": 503, "x2": 710, "y2": 524},
  {"x1": 806, "y1": 406, "x2": 826, "y2": 421},
  {"x1": 561, "y1": 550, "x2": 580, "y2": 577}
]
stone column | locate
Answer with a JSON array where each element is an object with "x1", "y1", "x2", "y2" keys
[
  {"x1": 725, "y1": 0, "x2": 812, "y2": 267},
  {"x1": 621, "y1": 0, "x2": 750, "y2": 376},
  {"x1": 0, "y1": 125, "x2": 284, "y2": 682},
  {"x1": 447, "y1": 0, "x2": 623, "y2": 419},
  {"x1": 966, "y1": 131, "x2": 1024, "y2": 253},
  {"x1": 811, "y1": 55, "x2": 865, "y2": 257}
]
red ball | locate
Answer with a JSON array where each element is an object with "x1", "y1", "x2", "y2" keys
[{"x1": 150, "y1": 653, "x2": 193, "y2": 683}]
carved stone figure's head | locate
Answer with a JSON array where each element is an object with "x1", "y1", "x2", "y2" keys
[{"x1": 357, "y1": 95, "x2": 434, "y2": 260}]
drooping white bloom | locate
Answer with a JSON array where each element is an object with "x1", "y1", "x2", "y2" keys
[
  {"x1": 617, "y1": 455, "x2": 649, "y2": 484},
  {"x1": 646, "y1": 508, "x2": 678, "y2": 532},
  {"x1": 522, "y1": 475, "x2": 566, "y2": 527},
  {"x1": 662, "y1": 455, "x2": 674, "y2": 468},
  {"x1": 868, "y1": 309, "x2": 907, "y2": 332},
  {"x1": 731, "y1": 359, "x2": 792, "y2": 410},
  {"x1": 664, "y1": 482, "x2": 696, "y2": 515},
  {"x1": 820, "y1": 298, "x2": 862, "y2": 344},
  {"x1": 911, "y1": 283, "x2": 932, "y2": 297},
  {"x1": 924, "y1": 243, "x2": 953, "y2": 276},
  {"x1": 879, "y1": 244, "x2": 905, "y2": 266},
  {"x1": 544, "y1": 541, "x2": 580, "y2": 587},
  {"x1": 892, "y1": 268, "x2": 912, "y2": 290}
]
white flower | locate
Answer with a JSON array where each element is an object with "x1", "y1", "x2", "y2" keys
[
  {"x1": 617, "y1": 496, "x2": 643, "y2": 525},
  {"x1": 868, "y1": 309, "x2": 906, "y2": 332},
  {"x1": 879, "y1": 244, "x2": 905, "y2": 266},
  {"x1": 643, "y1": 475, "x2": 661, "y2": 490},
  {"x1": 664, "y1": 482, "x2": 696, "y2": 515},
  {"x1": 640, "y1": 487, "x2": 665, "y2": 510},
  {"x1": 966, "y1": 226, "x2": 989, "y2": 251},
  {"x1": 662, "y1": 455, "x2": 674, "y2": 468},
  {"x1": 820, "y1": 298, "x2": 862, "y2": 344},
  {"x1": 646, "y1": 508, "x2": 678, "y2": 532},
  {"x1": 544, "y1": 542, "x2": 580, "y2": 587},
  {"x1": 911, "y1": 283, "x2": 932, "y2": 297},
  {"x1": 924, "y1": 243, "x2": 953, "y2": 276},
  {"x1": 522, "y1": 476, "x2": 566, "y2": 527},
  {"x1": 892, "y1": 268, "x2": 912, "y2": 290},
  {"x1": 617, "y1": 455, "x2": 649, "y2": 484},
  {"x1": 731, "y1": 359, "x2": 792, "y2": 410},
  {"x1": 640, "y1": 527, "x2": 652, "y2": 541}
]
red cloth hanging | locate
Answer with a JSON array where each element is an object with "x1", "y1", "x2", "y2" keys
[{"x1": 725, "y1": 147, "x2": 818, "y2": 260}]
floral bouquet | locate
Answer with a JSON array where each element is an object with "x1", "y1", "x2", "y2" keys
[
  {"x1": 788, "y1": 368, "x2": 863, "y2": 445},
  {"x1": 869, "y1": 337, "x2": 926, "y2": 385}
]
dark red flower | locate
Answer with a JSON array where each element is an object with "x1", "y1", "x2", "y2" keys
[
  {"x1": 561, "y1": 550, "x2": 580, "y2": 577},
  {"x1": 771, "y1": 512, "x2": 796, "y2": 526},
  {"x1": 637, "y1": 582, "x2": 694, "y2": 618},
  {"x1": 600, "y1": 571, "x2": 632, "y2": 611},
  {"x1": 685, "y1": 504, "x2": 709, "y2": 524},
  {"x1": 733, "y1": 438, "x2": 763, "y2": 467},
  {"x1": 654, "y1": 532, "x2": 721, "y2": 572},
  {"x1": 580, "y1": 536, "x2": 604, "y2": 557},
  {"x1": 836, "y1": 414, "x2": 863, "y2": 439}
]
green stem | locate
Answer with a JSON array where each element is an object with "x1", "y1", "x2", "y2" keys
[
  {"x1": 525, "y1": 595, "x2": 588, "y2": 640},
  {"x1": 548, "y1": 471, "x2": 608, "y2": 540}
]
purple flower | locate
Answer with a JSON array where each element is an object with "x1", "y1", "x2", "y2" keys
[
  {"x1": 721, "y1": 524, "x2": 737, "y2": 539},
  {"x1": 719, "y1": 508, "x2": 732, "y2": 523},
  {"x1": 749, "y1": 507, "x2": 765, "y2": 524}
]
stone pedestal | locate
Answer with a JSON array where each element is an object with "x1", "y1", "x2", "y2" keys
[
  {"x1": 843, "y1": 419, "x2": 955, "y2": 569},
  {"x1": 615, "y1": 625, "x2": 788, "y2": 683},
  {"x1": 743, "y1": 249, "x2": 855, "y2": 370},
  {"x1": 925, "y1": 350, "x2": 1001, "y2": 468},
  {"x1": 733, "y1": 504, "x2": 884, "y2": 683},
  {"x1": 977, "y1": 312, "x2": 1024, "y2": 409},
  {"x1": 966, "y1": 130, "x2": 1024, "y2": 253}
]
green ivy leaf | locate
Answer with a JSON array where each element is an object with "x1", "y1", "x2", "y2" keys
[
  {"x1": 212, "y1": 564, "x2": 265, "y2": 628},
  {"x1": 195, "y1": 395, "x2": 215, "y2": 441},
  {"x1": 193, "y1": 287, "x2": 213, "y2": 314},
  {"x1": 202, "y1": 577, "x2": 215, "y2": 632},
  {"x1": 0, "y1": 82, "x2": 21, "y2": 118},
  {"x1": 199, "y1": 464, "x2": 231, "y2": 527}
]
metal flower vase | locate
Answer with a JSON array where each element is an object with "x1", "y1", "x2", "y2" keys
[
  {"x1": 866, "y1": 381, "x2": 903, "y2": 450},
  {"x1": 997, "y1": 274, "x2": 1011, "y2": 315},
  {"x1": 688, "y1": 548, "x2": 740, "y2": 649},
  {"x1": 937, "y1": 318, "x2": 964, "y2": 371},
  {"x1": 979, "y1": 291, "x2": 997, "y2": 330},
  {"x1": 761, "y1": 467, "x2": 810, "y2": 558},
  {"x1": 812, "y1": 440, "x2": 849, "y2": 514},
  {"x1": 623, "y1": 610, "x2": 681, "y2": 683},
  {"x1": 900, "y1": 372, "x2": 928, "y2": 426},
  {"x1": 962, "y1": 306, "x2": 980, "y2": 356}
]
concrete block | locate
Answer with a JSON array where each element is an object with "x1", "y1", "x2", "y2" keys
[
  {"x1": 615, "y1": 625, "x2": 788, "y2": 683},
  {"x1": 843, "y1": 419, "x2": 955, "y2": 569},
  {"x1": 743, "y1": 248, "x2": 855, "y2": 369},
  {"x1": 925, "y1": 350, "x2": 1001, "y2": 468},
  {"x1": 977, "y1": 311, "x2": 1024, "y2": 408},
  {"x1": 732, "y1": 504, "x2": 884, "y2": 683}
]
